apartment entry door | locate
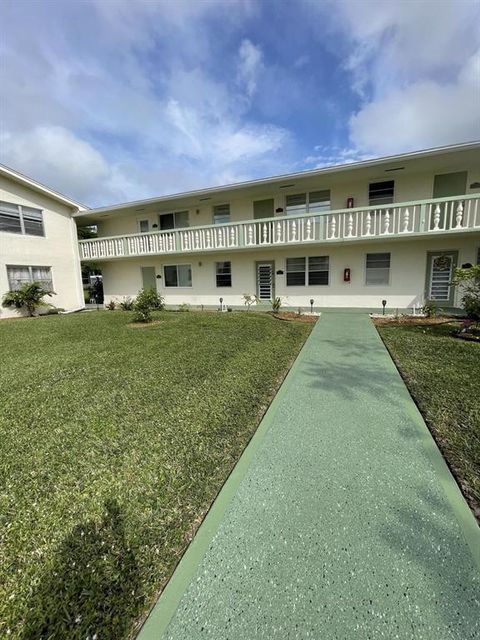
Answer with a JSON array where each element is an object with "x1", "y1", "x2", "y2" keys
[
  {"x1": 256, "y1": 261, "x2": 275, "y2": 300},
  {"x1": 426, "y1": 252, "x2": 458, "y2": 306},
  {"x1": 253, "y1": 199, "x2": 274, "y2": 220},
  {"x1": 141, "y1": 266, "x2": 157, "y2": 291}
]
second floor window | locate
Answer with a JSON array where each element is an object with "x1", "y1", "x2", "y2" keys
[
  {"x1": 213, "y1": 204, "x2": 230, "y2": 225},
  {"x1": 0, "y1": 201, "x2": 44, "y2": 236},
  {"x1": 7, "y1": 265, "x2": 53, "y2": 290},
  {"x1": 285, "y1": 191, "x2": 330, "y2": 216},
  {"x1": 369, "y1": 181, "x2": 394, "y2": 206},
  {"x1": 159, "y1": 211, "x2": 189, "y2": 231}
]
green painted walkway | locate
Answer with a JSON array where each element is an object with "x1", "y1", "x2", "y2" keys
[{"x1": 139, "y1": 313, "x2": 480, "y2": 640}]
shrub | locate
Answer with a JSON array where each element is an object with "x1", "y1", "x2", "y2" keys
[
  {"x1": 271, "y1": 296, "x2": 282, "y2": 313},
  {"x1": 132, "y1": 288, "x2": 164, "y2": 323},
  {"x1": 119, "y1": 297, "x2": 134, "y2": 311},
  {"x1": 2, "y1": 282, "x2": 55, "y2": 317},
  {"x1": 452, "y1": 264, "x2": 480, "y2": 321},
  {"x1": 421, "y1": 302, "x2": 440, "y2": 318},
  {"x1": 105, "y1": 300, "x2": 116, "y2": 310},
  {"x1": 178, "y1": 303, "x2": 190, "y2": 312}
]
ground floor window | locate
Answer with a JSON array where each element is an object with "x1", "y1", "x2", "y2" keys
[
  {"x1": 164, "y1": 264, "x2": 192, "y2": 287},
  {"x1": 286, "y1": 256, "x2": 329, "y2": 286},
  {"x1": 216, "y1": 261, "x2": 231, "y2": 287},
  {"x1": 7, "y1": 265, "x2": 53, "y2": 290},
  {"x1": 365, "y1": 253, "x2": 390, "y2": 285}
]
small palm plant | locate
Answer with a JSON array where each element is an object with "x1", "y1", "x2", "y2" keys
[{"x1": 2, "y1": 282, "x2": 55, "y2": 317}]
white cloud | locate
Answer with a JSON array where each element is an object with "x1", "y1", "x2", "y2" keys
[
  {"x1": 0, "y1": 2, "x2": 291, "y2": 206},
  {"x1": 309, "y1": 0, "x2": 480, "y2": 153},
  {"x1": 237, "y1": 39, "x2": 264, "y2": 97},
  {"x1": 1, "y1": 127, "x2": 112, "y2": 204},
  {"x1": 350, "y1": 49, "x2": 480, "y2": 155}
]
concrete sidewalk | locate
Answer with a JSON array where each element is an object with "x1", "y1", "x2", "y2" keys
[{"x1": 139, "y1": 312, "x2": 480, "y2": 640}]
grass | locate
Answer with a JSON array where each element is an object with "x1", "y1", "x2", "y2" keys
[
  {"x1": 0, "y1": 310, "x2": 311, "y2": 639},
  {"x1": 377, "y1": 322, "x2": 480, "y2": 520}
]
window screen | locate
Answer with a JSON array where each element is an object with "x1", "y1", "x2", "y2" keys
[{"x1": 366, "y1": 253, "x2": 390, "y2": 285}]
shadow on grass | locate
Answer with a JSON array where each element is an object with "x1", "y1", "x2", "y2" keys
[{"x1": 22, "y1": 500, "x2": 143, "y2": 640}]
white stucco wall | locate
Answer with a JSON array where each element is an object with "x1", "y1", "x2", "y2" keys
[
  {"x1": 99, "y1": 234, "x2": 480, "y2": 310},
  {"x1": 0, "y1": 175, "x2": 84, "y2": 318}
]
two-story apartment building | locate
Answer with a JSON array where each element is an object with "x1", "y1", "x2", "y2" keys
[
  {"x1": 75, "y1": 142, "x2": 480, "y2": 311},
  {"x1": 0, "y1": 165, "x2": 85, "y2": 318}
]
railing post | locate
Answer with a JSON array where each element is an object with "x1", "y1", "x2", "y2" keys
[{"x1": 123, "y1": 237, "x2": 128, "y2": 256}]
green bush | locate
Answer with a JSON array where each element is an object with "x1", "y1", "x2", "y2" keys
[
  {"x1": 453, "y1": 264, "x2": 480, "y2": 321},
  {"x1": 119, "y1": 297, "x2": 134, "y2": 311},
  {"x1": 421, "y1": 301, "x2": 440, "y2": 318},
  {"x1": 2, "y1": 282, "x2": 54, "y2": 317},
  {"x1": 105, "y1": 300, "x2": 116, "y2": 310},
  {"x1": 132, "y1": 288, "x2": 164, "y2": 323}
]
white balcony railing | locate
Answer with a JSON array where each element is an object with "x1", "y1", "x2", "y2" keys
[{"x1": 79, "y1": 194, "x2": 480, "y2": 261}]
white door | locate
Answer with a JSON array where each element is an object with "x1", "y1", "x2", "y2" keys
[
  {"x1": 257, "y1": 262, "x2": 274, "y2": 300},
  {"x1": 427, "y1": 253, "x2": 456, "y2": 304}
]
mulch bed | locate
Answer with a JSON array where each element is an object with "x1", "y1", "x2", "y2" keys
[{"x1": 272, "y1": 312, "x2": 318, "y2": 323}]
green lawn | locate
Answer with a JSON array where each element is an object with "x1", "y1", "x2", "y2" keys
[
  {"x1": 0, "y1": 310, "x2": 311, "y2": 639},
  {"x1": 377, "y1": 322, "x2": 480, "y2": 519}
]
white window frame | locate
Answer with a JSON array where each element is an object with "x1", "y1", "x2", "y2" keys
[
  {"x1": 213, "y1": 204, "x2": 231, "y2": 225},
  {"x1": 215, "y1": 261, "x2": 232, "y2": 288},
  {"x1": 138, "y1": 219, "x2": 150, "y2": 233},
  {"x1": 6, "y1": 265, "x2": 53, "y2": 291},
  {"x1": 163, "y1": 263, "x2": 193, "y2": 288},
  {"x1": 368, "y1": 181, "x2": 395, "y2": 206},
  {"x1": 0, "y1": 200, "x2": 45, "y2": 237},
  {"x1": 286, "y1": 256, "x2": 329, "y2": 286},
  {"x1": 285, "y1": 191, "x2": 330, "y2": 216},
  {"x1": 365, "y1": 253, "x2": 391, "y2": 286},
  {"x1": 159, "y1": 210, "x2": 189, "y2": 231}
]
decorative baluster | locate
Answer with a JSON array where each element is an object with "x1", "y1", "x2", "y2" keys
[
  {"x1": 365, "y1": 211, "x2": 371, "y2": 236},
  {"x1": 383, "y1": 210, "x2": 391, "y2": 234},
  {"x1": 206, "y1": 229, "x2": 211, "y2": 248},
  {"x1": 291, "y1": 220, "x2": 297, "y2": 241},
  {"x1": 433, "y1": 204, "x2": 441, "y2": 230},
  {"x1": 402, "y1": 208, "x2": 410, "y2": 232},
  {"x1": 455, "y1": 201, "x2": 463, "y2": 228},
  {"x1": 306, "y1": 218, "x2": 312, "y2": 240},
  {"x1": 346, "y1": 213, "x2": 354, "y2": 238},
  {"x1": 262, "y1": 223, "x2": 268, "y2": 243},
  {"x1": 276, "y1": 221, "x2": 282, "y2": 243},
  {"x1": 194, "y1": 230, "x2": 199, "y2": 249},
  {"x1": 330, "y1": 215, "x2": 337, "y2": 239},
  {"x1": 248, "y1": 224, "x2": 254, "y2": 245}
]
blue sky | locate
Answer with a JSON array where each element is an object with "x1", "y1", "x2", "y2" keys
[{"x1": 1, "y1": 0, "x2": 479, "y2": 206}]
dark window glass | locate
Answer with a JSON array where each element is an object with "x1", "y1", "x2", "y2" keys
[
  {"x1": 159, "y1": 213, "x2": 175, "y2": 230},
  {"x1": 308, "y1": 256, "x2": 329, "y2": 285},
  {"x1": 366, "y1": 253, "x2": 391, "y2": 285},
  {"x1": 213, "y1": 204, "x2": 230, "y2": 225},
  {"x1": 286, "y1": 257, "x2": 306, "y2": 286},
  {"x1": 0, "y1": 201, "x2": 22, "y2": 234},
  {"x1": 369, "y1": 181, "x2": 394, "y2": 206},
  {"x1": 164, "y1": 265, "x2": 178, "y2": 287},
  {"x1": 22, "y1": 206, "x2": 44, "y2": 236},
  {"x1": 216, "y1": 261, "x2": 231, "y2": 287}
]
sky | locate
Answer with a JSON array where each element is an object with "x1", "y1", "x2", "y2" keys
[{"x1": 0, "y1": 0, "x2": 479, "y2": 207}]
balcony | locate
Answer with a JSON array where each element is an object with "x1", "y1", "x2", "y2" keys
[{"x1": 78, "y1": 194, "x2": 480, "y2": 261}]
